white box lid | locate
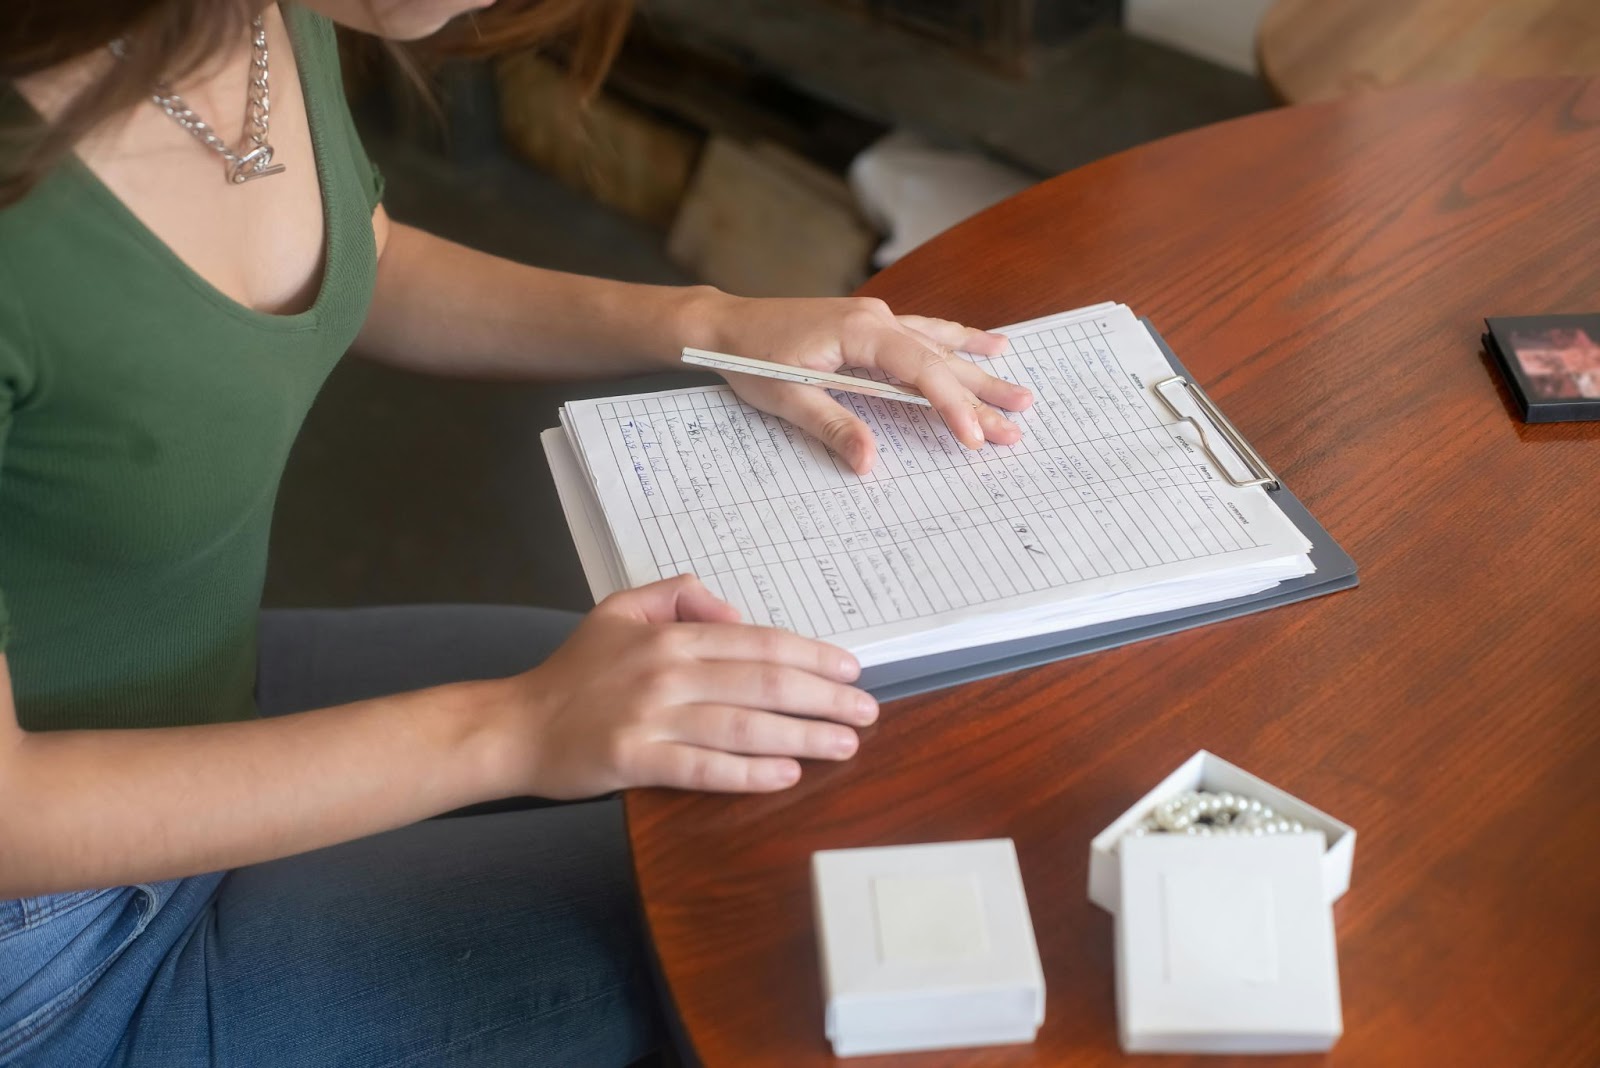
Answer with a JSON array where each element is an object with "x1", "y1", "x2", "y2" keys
[
  {"x1": 1088, "y1": 750, "x2": 1356, "y2": 913},
  {"x1": 1117, "y1": 833, "x2": 1343, "y2": 1054},
  {"x1": 812, "y1": 839, "x2": 1045, "y2": 1056}
]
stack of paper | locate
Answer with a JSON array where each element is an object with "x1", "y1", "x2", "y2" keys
[{"x1": 542, "y1": 303, "x2": 1313, "y2": 669}]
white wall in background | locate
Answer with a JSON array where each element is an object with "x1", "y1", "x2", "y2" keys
[{"x1": 1123, "y1": 0, "x2": 1276, "y2": 75}]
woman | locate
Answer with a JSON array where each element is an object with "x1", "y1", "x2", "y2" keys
[{"x1": 0, "y1": 1, "x2": 1030, "y2": 1064}]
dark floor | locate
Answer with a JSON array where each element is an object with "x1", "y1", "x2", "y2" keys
[
  {"x1": 262, "y1": 135, "x2": 705, "y2": 613},
  {"x1": 264, "y1": 31, "x2": 1271, "y2": 614}
]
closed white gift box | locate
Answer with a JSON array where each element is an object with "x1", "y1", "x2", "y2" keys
[
  {"x1": 1116, "y1": 834, "x2": 1343, "y2": 1053},
  {"x1": 1087, "y1": 750, "x2": 1356, "y2": 913},
  {"x1": 811, "y1": 839, "x2": 1046, "y2": 1058}
]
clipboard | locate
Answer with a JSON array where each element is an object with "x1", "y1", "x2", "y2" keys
[{"x1": 858, "y1": 321, "x2": 1358, "y2": 701}]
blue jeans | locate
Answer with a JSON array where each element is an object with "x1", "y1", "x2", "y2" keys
[{"x1": 0, "y1": 606, "x2": 662, "y2": 1067}]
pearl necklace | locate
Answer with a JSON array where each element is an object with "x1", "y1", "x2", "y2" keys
[{"x1": 1126, "y1": 790, "x2": 1306, "y2": 840}]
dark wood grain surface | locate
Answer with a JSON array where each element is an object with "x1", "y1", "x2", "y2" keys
[{"x1": 626, "y1": 78, "x2": 1600, "y2": 1067}]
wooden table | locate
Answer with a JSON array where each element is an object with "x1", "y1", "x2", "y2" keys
[
  {"x1": 627, "y1": 78, "x2": 1600, "y2": 1067},
  {"x1": 1260, "y1": 0, "x2": 1600, "y2": 103}
]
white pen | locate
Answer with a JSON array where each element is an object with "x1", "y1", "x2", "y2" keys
[{"x1": 680, "y1": 347, "x2": 934, "y2": 408}]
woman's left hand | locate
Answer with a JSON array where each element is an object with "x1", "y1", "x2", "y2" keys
[{"x1": 689, "y1": 292, "x2": 1034, "y2": 474}]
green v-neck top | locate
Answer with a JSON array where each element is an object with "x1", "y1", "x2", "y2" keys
[{"x1": 0, "y1": 7, "x2": 383, "y2": 730}]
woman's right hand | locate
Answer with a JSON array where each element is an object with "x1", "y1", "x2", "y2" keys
[{"x1": 489, "y1": 575, "x2": 877, "y2": 799}]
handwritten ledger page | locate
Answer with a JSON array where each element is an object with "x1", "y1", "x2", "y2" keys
[{"x1": 548, "y1": 304, "x2": 1312, "y2": 666}]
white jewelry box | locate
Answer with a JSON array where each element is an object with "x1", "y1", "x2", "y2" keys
[
  {"x1": 811, "y1": 839, "x2": 1046, "y2": 1058},
  {"x1": 1087, "y1": 751, "x2": 1354, "y2": 1054},
  {"x1": 1116, "y1": 833, "x2": 1343, "y2": 1053},
  {"x1": 1087, "y1": 750, "x2": 1356, "y2": 913}
]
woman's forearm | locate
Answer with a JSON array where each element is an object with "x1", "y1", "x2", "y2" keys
[
  {"x1": 0, "y1": 666, "x2": 517, "y2": 898},
  {"x1": 355, "y1": 216, "x2": 728, "y2": 379}
]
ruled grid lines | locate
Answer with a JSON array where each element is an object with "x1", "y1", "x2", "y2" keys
[{"x1": 587, "y1": 317, "x2": 1269, "y2": 639}]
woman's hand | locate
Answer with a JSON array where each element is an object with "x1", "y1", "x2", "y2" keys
[
  {"x1": 491, "y1": 575, "x2": 877, "y2": 799},
  {"x1": 687, "y1": 292, "x2": 1035, "y2": 474}
]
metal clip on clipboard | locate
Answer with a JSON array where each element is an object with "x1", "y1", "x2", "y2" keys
[{"x1": 1153, "y1": 376, "x2": 1280, "y2": 491}]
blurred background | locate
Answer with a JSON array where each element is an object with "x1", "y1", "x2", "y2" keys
[{"x1": 263, "y1": 0, "x2": 1596, "y2": 614}]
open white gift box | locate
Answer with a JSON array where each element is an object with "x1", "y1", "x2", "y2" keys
[
  {"x1": 1087, "y1": 751, "x2": 1357, "y2": 1054},
  {"x1": 1088, "y1": 750, "x2": 1356, "y2": 912}
]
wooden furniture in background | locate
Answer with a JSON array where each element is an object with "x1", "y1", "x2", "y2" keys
[
  {"x1": 1260, "y1": 0, "x2": 1600, "y2": 103},
  {"x1": 626, "y1": 77, "x2": 1600, "y2": 1066},
  {"x1": 495, "y1": 52, "x2": 700, "y2": 228},
  {"x1": 830, "y1": 0, "x2": 1122, "y2": 73},
  {"x1": 667, "y1": 138, "x2": 876, "y2": 297}
]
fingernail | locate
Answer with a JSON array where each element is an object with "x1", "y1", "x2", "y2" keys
[
  {"x1": 987, "y1": 331, "x2": 1010, "y2": 349},
  {"x1": 833, "y1": 731, "x2": 859, "y2": 757},
  {"x1": 838, "y1": 654, "x2": 861, "y2": 680},
  {"x1": 779, "y1": 762, "x2": 801, "y2": 784},
  {"x1": 857, "y1": 692, "x2": 879, "y2": 720}
]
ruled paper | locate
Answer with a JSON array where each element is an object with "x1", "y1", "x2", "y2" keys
[{"x1": 560, "y1": 304, "x2": 1311, "y2": 663}]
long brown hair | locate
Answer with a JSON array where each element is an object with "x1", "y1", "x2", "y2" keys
[{"x1": 0, "y1": 0, "x2": 632, "y2": 207}]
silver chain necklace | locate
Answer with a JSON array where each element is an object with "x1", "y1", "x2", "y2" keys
[{"x1": 148, "y1": 15, "x2": 285, "y2": 184}]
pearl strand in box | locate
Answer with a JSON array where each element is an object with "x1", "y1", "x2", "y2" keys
[{"x1": 1125, "y1": 790, "x2": 1307, "y2": 841}]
